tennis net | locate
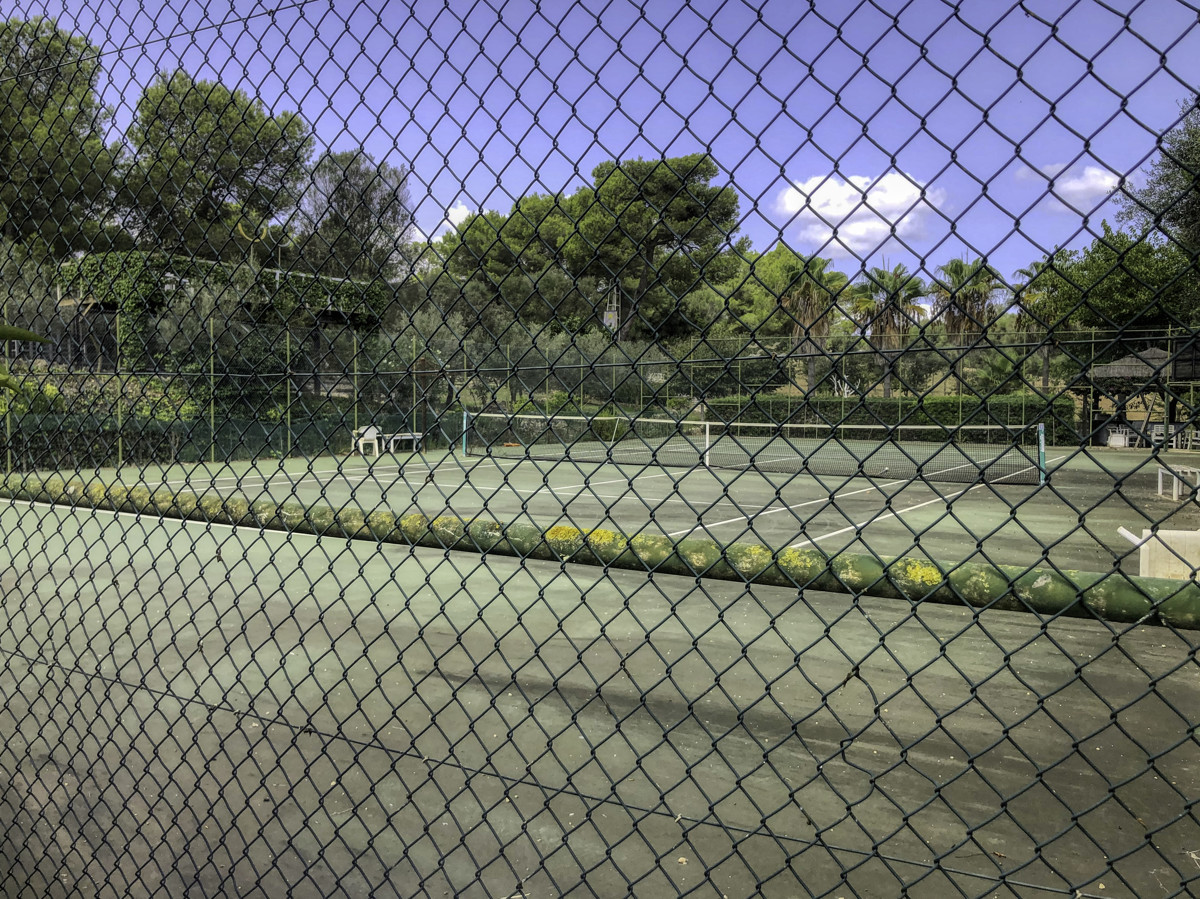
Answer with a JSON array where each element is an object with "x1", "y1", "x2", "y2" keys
[{"x1": 462, "y1": 412, "x2": 1046, "y2": 484}]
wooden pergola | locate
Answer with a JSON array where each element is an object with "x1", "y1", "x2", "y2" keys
[{"x1": 1087, "y1": 343, "x2": 1200, "y2": 445}]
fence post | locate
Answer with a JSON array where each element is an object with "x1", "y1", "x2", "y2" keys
[
  {"x1": 210, "y1": 315, "x2": 216, "y2": 464},
  {"x1": 286, "y1": 329, "x2": 292, "y2": 458},
  {"x1": 117, "y1": 309, "x2": 123, "y2": 468},
  {"x1": 3, "y1": 294, "x2": 8, "y2": 475}
]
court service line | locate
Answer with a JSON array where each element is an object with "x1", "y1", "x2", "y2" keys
[
  {"x1": 788, "y1": 487, "x2": 976, "y2": 549},
  {"x1": 665, "y1": 478, "x2": 908, "y2": 538},
  {"x1": 788, "y1": 454, "x2": 1067, "y2": 549}
]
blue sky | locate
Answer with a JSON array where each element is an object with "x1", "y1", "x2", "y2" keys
[{"x1": 31, "y1": 0, "x2": 1200, "y2": 283}]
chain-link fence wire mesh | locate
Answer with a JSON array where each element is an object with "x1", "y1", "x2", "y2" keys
[{"x1": 1, "y1": 1, "x2": 1199, "y2": 896}]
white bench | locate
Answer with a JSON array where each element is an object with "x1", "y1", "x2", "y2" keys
[
  {"x1": 354, "y1": 426, "x2": 424, "y2": 456},
  {"x1": 1157, "y1": 464, "x2": 1200, "y2": 501}
]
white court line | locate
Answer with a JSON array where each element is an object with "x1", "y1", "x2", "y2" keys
[
  {"x1": 536, "y1": 470, "x2": 675, "y2": 494},
  {"x1": 665, "y1": 479, "x2": 907, "y2": 538},
  {"x1": 156, "y1": 466, "x2": 372, "y2": 491},
  {"x1": 788, "y1": 454, "x2": 1066, "y2": 549},
  {"x1": 789, "y1": 487, "x2": 975, "y2": 549}
]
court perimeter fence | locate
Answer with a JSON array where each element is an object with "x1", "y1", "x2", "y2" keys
[{"x1": 1, "y1": 2, "x2": 1200, "y2": 899}]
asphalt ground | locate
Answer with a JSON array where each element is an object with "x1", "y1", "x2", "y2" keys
[{"x1": 0, "y1": 445, "x2": 1196, "y2": 897}]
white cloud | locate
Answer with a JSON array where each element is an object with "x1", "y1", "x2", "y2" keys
[
  {"x1": 444, "y1": 201, "x2": 473, "y2": 228},
  {"x1": 1019, "y1": 163, "x2": 1119, "y2": 212},
  {"x1": 416, "y1": 200, "x2": 476, "y2": 241},
  {"x1": 776, "y1": 172, "x2": 945, "y2": 256}
]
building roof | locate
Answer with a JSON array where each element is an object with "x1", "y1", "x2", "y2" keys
[{"x1": 1091, "y1": 348, "x2": 1174, "y2": 380}]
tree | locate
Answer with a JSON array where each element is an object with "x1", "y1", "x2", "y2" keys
[
  {"x1": 932, "y1": 257, "x2": 1001, "y2": 391},
  {"x1": 297, "y1": 150, "x2": 415, "y2": 280},
  {"x1": 855, "y1": 264, "x2": 926, "y2": 398},
  {"x1": 0, "y1": 17, "x2": 113, "y2": 254},
  {"x1": 1013, "y1": 259, "x2": 1056, "y2": 389},
  {"x1": 119, "y1": 70, "x2": 312, "y2": 259},
  {"x1": 1029, "y1": 223, "x2": 1200, "y2": 353},
  {"x1": 431, "y1": 158, "x2": 740, "y2": 340},
  {"x1": 1118, "y1": 96, "x2": 1200, "y2": 251},
  {"x1": 754, "y1": 245, "x2": 848, "y2": 393},
  {"x1": 566, "y1": 153, "x2": 740, "y2": 339},
  {"x1": 933, "y1": 257, "x2": 1001, "y2": 339}
]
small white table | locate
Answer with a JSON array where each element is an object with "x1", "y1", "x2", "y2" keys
[{"x1": 1157, "y1": 465, "x2": 1200, "y2": 501}]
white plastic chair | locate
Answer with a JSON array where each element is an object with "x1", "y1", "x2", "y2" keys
[
  {"x1": 1107, "y1": 425, "x2": 1133, "y2": 447},
  {"x1": 355, "y1": 425, "x2": 381, "y2": 456}
]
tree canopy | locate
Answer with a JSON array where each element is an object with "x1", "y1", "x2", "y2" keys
[
  {"x1": 431, "y1": 153, "x2": 740, "y2": 339},
  {"x1": 570, "y1": 154, "x2": 740, "y2": 338},
  {"x1": 0, "y1": 16, "x2": 112, "y2": 254},
  {"x1": 297, "y1": 150, "x2": 415, "y2": 280},
  {"x1": 1030, "y1": 222, "x2": 1200, "y2": 341},
  {"x1": 119, "y1": 70, "x2": 313, "y2": 259},
  {"x1": 1118, "y1": 96, "x2": 1200, "y2": 252}
]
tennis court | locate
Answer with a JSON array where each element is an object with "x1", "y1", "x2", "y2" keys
[
  {"x1": 5, "y1": 2, "x2": 1200, "y2": 895},
  {"x1": 83, "y1": 437, "x2": 1200, "y2": 575},
  {"x1": 2, "y1": 442, "x2": 1197, "y2": 897}
]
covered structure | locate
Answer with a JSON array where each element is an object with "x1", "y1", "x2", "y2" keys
[{"x1": 1086, "y1": 343, "x2": 1200, "y2": 447}]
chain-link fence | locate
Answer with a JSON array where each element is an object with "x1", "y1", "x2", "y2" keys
[{"x1": 1, "y1": 1, "x2": 1198, "y2": 897}]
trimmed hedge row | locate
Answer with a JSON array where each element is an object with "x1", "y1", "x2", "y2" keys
[
  {"x1": 4, "y1": 473, "x2": 1196, "y2": 630},
  {"x1": 707, "y1": 394, "x2": 1080, "y2": 443}
]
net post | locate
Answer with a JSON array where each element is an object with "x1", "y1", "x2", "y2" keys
[
  {"x1": 704, "y1": 421, "x2": 711, "y2": 467},
  {"x1": 461, "y1": 409, "x2": 469, "y2": 455},
  {"x1": 1038, "y1": 422, "x2": 1046, "y2": 485}
]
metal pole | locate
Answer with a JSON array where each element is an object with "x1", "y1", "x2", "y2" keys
[
  {"x1": 4, "y1": 294, "x2": 9, "y2": 475},
  {"x1": 117, "y1": 310, "x2": 123, "y2": 468},
  {"x1": 210, "y1": 315, "x2": 216, "y2": 464},
  {"x1": 353, "y1": 332, "x2": 359, "y2": 435},
  {"x1": 287, "y1": 329, "x2": 294, "y2": 457},
  {"x1": 1038, "y1": 422, "x2": 1046, "y2": 486}
]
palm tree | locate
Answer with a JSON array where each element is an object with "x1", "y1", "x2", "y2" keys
[
  {"x1": 1013, "y1": 258, "x2": 1052, "y2": 389},
  {"x1": 932, "y1": 257, "x2": 1002, "y2": 392},
  {"x1": 855, "y1": 264, "x2": 927, "y2": 398},
  {"x1": 758, "y1": 249, "x2": 849, "y2": 393}
]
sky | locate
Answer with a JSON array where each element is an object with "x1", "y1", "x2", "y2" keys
[{"x1": 22, "y1": 0, "x2": 1200, "y2": 284}]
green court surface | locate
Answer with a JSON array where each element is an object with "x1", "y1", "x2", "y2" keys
[
  {"x1": 57, "y1": 440, "x2": 1200, "y2": 576},
  {"x1": 1, "y1": 453, "x2": 1197, "y2": 897}
]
